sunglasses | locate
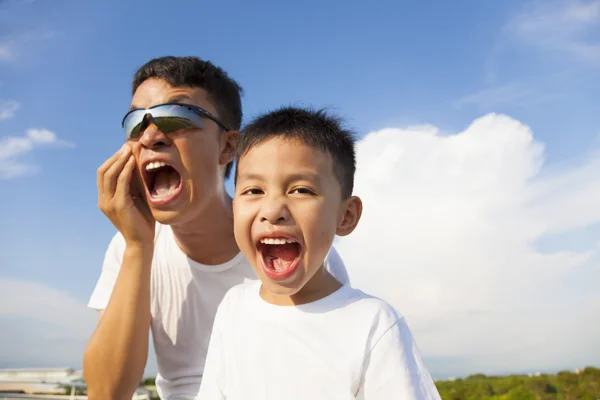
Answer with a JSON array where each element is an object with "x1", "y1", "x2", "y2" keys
[{"x1": 121, "y1": 102, "x2": 230, "y2": 140}]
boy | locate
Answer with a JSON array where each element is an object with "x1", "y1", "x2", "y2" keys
[{"x1": 197, "y1": 107, "x2": 441, "y2": 399}]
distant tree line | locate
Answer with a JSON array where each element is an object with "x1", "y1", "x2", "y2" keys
[
  {"x1": 142, "y1": 376, "x2": 156, "y2": 386},
  {"x1": 140, "y1": 366, "x2": 600, "y2": 399},
  {"x1": 435, "y1": 366, "x2": 600, "y2": 400},
  {"x1": 61, "y1": 385, "x2": 87, "y2": 396}
]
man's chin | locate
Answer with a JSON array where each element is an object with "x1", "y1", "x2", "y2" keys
[
  {"x1": 150, "y1": 209, "x2": 182, "y2": 225},
  {"x1": 148, "y1": 199, "x2": 190, "y2": 226}
]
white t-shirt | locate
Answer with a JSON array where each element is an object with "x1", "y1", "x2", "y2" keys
[
  {"x1": 197, "y1": 281, "x2": 441, "y2": 400},
  {"x1": 88, "y1": 223, "x2": 349, "y2": 400}
]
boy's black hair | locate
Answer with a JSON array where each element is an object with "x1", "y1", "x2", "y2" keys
[
  {"x1": 132, "y1": 56, "x2": 243, "y2": 178},
  {"x1": 236, "y1": 106, "x2": 356, "y2": 198}
]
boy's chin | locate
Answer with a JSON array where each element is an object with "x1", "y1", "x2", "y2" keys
[
  {"x1": 258, "y1": 278, "x2": 305, "y2": 304},
  {"x1": 261, "y1": 278, "x2": 303, "y2": 297}
]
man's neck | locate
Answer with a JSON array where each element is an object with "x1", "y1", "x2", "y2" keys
[{"x1": 171, "y1": 192, "x2": 240, "y2": 266}]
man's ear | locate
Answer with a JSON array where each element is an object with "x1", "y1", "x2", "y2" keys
[
  {"x1": 336, "y1": 196, "x2": 363, "y2": 237},
  {"x1": 219, "y1": 130, "x2": 240, "y2": 165}
]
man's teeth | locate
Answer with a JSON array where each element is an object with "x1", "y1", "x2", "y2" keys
[
  {"x1": 146, "y1": 161, "x2": 168, "y2": 171},
  {"x1": 259, "y1": 238, "x2": 296, "y2": 245}
]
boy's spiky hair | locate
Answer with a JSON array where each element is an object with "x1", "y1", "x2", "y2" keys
[{"x1": 236, "y1": 106, "x2": 356, "y2": 198}]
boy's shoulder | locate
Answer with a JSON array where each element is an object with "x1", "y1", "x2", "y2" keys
[
  {"x1": 217, "y1": 281, "x2": 406, "y2": 334},
  {"x1": 218, "y1": 280, "x2": 259, "y2": 311},
  {"x1": 219, "y1": 282, "x2": 403, "y2": 318},
  {"x1": 343, "y1": 287, "x2": 405, "y2": 329}
]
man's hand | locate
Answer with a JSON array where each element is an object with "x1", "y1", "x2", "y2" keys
[
  {"x1": 86, "y1": 145, "x2": 155, "y2": 399},
  {"x1": 97, "y1": 144, "x2": 155, "y2": 247}
]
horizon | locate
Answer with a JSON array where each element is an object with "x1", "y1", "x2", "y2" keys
[{"x1": 1, "y1": 364, "x2": 598, "y2": 382}]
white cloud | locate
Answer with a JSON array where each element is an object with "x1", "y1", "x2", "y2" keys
[
  {"x1": 0, "y1": 276, "x2": 160, "y2": 375},
  {"x1": 26, "y1": 128, "x2": 64, "y2": 144},
  {"x1": 338, "y1": 113, "x2": 600, "y2": 377},
  {"x1": 0, "y1": 41, "x2": 14, "y2": 61},
  {"x1": 0, "y1": 278, "x2": 96, "y2": 341},
  {"x1": 454, "y1": 83, "x2": 535, "y2": 109},
  {"x1": 0, "y1": 100, "x2": 20, "y2": 120},
  {"x1": 0, "y1": 31, "x2": 60, "y2": 63},
  {"x1": 0, "y1": 278, "x2": 96, "y2": 368},
  {"x1": 0, "y1": 129, "x2": 75, "y2": 180},
  {"x1": 506, "y1": 0, "x2": 600, "y2": 65}
]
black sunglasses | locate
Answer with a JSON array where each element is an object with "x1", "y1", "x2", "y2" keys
[{"x1": 121, "y1": 102, "x2": 230, "y2": 140}]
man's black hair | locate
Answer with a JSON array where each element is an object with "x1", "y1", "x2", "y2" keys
[
  {"x1": 236, "y1": 106, "x2": 356, "y2": 198},
  {"x1": 132, "y1": 56, "x2": 243, "y2": 178}
]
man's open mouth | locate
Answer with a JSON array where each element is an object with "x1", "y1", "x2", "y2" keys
[
  {"x1": 143, "y1": 161, "x2": 182, "y2": 201},
  {"x1": 257, "y1": 237, "x2": 302, "y2": 277}
]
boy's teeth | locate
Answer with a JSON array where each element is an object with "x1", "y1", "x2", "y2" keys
[
  {"x1": 145, "y1": 161, "x2": 168, "y2": 171},
  {"x1": 260, "y1": 238, "x2": 296, "y2": 245}
]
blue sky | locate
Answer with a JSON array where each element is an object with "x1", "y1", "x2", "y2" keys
[{"x1": 1, "y1": 0, "x2": 599, "y2": 379}]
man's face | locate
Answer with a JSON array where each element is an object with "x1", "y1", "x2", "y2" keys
[
  {"x1": 233, "y1": 137, "x2": 348, "y2": 298},
  {"x1": 128, "y1": 78, "x2": 236, "y2": 224}
]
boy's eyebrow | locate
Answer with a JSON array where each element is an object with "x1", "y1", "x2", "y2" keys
[
  {"x1": 236, "y1": 172, "x2": 322, "y2": 183},
  {"x1": 236, "y1": 173, "x2": 264, "y2": 182},
  {"x1": 286, "y1": 172, "x2": 322, "y2": 183}
]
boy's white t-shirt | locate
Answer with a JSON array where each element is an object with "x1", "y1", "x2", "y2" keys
[
  {"x1": 87, "y1": 223, "x2": 349, "y2": 400},
  {"x1": 197, "y1": 281, "x2": 441, "y2": 400}
]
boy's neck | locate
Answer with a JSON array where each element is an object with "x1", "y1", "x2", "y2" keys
[{"x1": 259, "y1": 267, "x2": 343, "y2": 306}]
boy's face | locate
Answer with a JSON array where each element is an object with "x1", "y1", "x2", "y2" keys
[
  {"x1": 233, "y1": 137, "x2": 361, "y2": 299},
  {"x1": 128, "y1": 78, "x2": 238, "y2": 225}
]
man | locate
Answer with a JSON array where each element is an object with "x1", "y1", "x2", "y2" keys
[{"x1": 83, "y1": 56, "x2": 349, "y2": 400}]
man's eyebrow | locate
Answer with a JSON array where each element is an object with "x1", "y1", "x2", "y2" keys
[
  {"x1": 129, "y1": 95, "x2": 193, "y2": 111},
  {"x1": 167, "y1": 95, "x2": 193, "y2": 104}
]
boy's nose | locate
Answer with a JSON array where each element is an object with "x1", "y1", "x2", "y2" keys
[{"x1": 259, "y1": 200, "x2": 291, "y2": 224}]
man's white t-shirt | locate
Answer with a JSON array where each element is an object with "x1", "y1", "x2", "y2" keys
[
  {"x1": 197, "y1": 280, "x2": 441, "y2": 400},
  {"x1": 88, "y1": 223, "x2": 349, "y2": 400}
]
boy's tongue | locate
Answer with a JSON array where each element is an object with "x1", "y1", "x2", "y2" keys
[
  {"x1": 152, "y1": 169, "x2": 179, "y2": 198},
  {"x1": 266, "y1": 243, "x2": 298, "y2": 272}
]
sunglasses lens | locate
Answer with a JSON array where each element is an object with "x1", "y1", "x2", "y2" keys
[
  {"x1": 123, "y1": 104, "x2": 205, "y2": 140},
  {"x1": 154, "y1": 115, "x2": 201, "y2": 133},
  {"x1": 123, "y1": 110, "x2": 144, "y2": 140}
]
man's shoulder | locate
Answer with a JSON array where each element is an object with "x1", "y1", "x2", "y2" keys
[{"x1": 323, "y1": 245, "x2": 350, "y2": 285}]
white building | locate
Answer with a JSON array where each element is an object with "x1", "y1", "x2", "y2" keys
[{"x1": 0, "y1": 368, "x2": 151, "y2": 399}]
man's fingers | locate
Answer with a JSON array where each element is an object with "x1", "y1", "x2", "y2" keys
[
  {"x1": 103, "y1": 146, "x2": 132, "y2": 198},
  {"x1": 115, "y1": 155, "x2": 136, "y2": 206},
  {"x1": 97, "y1": 146, "x2": 128, "y2": 195}
]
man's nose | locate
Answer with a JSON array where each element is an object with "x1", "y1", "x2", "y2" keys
[
  {"x1": 259, "y1": 198, "x2": 291, "y2": 224},
  {"x1": 138, "y1": 117, "x2": 171, "y2": 149}
]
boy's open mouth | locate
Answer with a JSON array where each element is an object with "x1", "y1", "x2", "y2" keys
[
  {"x1": 257, "y1": 237, "x2": 302, "y2": 279},
  {"x1": 142, "y1": 161, "x2": 182, "y2": 202}
]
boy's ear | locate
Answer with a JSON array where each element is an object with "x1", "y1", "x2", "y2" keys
[
  {"x1": 219, "y1": 130, "x2": 240, "y2": 165},
  {"x1": 336, "y1": 196, "x2": 363, "y2": 237}
]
